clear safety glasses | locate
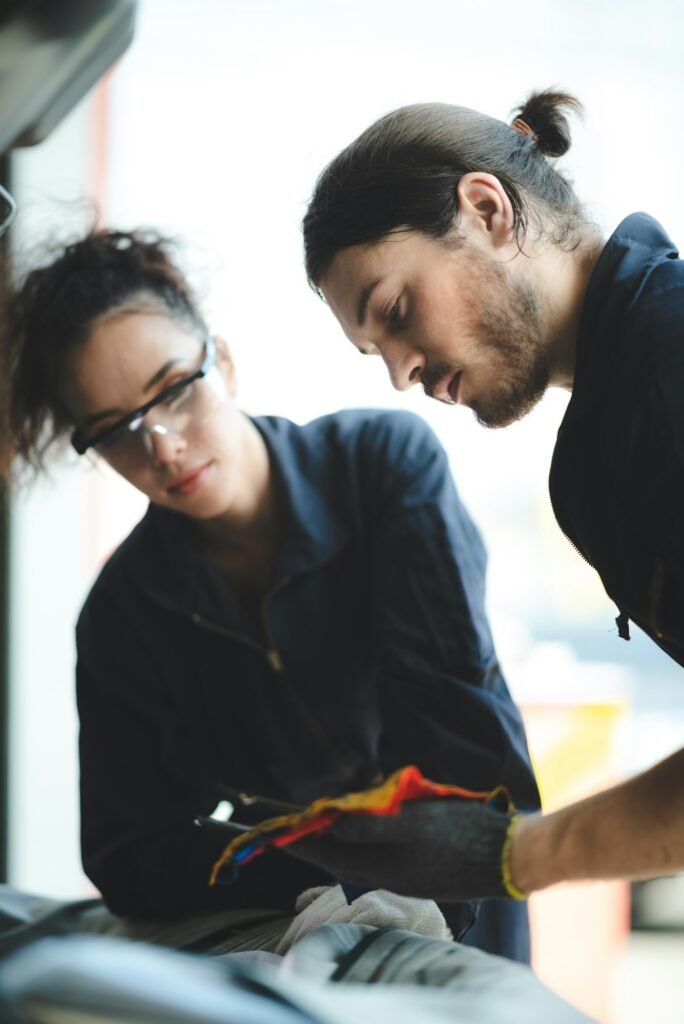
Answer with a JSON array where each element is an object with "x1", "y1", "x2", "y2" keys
[
  {"x1": 71, "y1": 336, "x2": 226, "y2": 468},
  {"x1": 0, "y1": 184, "x2": 17, "y2": 238}
]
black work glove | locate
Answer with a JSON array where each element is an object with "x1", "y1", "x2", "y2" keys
[{"x1": 285, "y1": 798, "x2": 523, "y2": 903}]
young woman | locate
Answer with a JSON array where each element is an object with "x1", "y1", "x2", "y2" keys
[{"x1": 3, "y1": 229, "x2": 539, "y2": 960}]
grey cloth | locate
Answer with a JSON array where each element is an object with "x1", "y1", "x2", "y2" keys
[
  {"x1": 0, "y1": 927, "x2": 596, "y2": 1024},
  {"x1": 0, "y1": 883, "x2": 292, "y2": 957},
  {"x1": 280, "y1": 924, "x2": 595, "y2": 1023},
  {"x1": 0, "y1": 886, "x2": 594, "y2": 1024},
  {"x1": 79, "y1": 901, "x2": 293, "y2": 955},
  {"x1": 0, "y1": 936, "x2": 306, "y2": 1024}
]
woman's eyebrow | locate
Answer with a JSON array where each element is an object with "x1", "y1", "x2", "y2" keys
[
  {"x1": 81, "y1": 358, "x2": 189, "y2": 428},
  {"x1": 143, "y1": 357, "x2": 185, "y2": 392},
  {"x1": 81, "y1": 407, "x2": 123, "y2": 428}
]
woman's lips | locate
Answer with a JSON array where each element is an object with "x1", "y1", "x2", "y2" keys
[{"x1": 167, "y1": 462, "x2": 212, "y2": 497}]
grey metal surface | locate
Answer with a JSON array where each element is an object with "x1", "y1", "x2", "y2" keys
[
  {"x1": 0, "y1": 151, "x2": 11, "y2": 883},
  {"x1": 0, "y1": 0, "x2": 137, "y2": 154}
]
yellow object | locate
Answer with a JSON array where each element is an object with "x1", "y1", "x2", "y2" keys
[{"x1": 500, "y1": 813, "x2": 528, "y2": 901}]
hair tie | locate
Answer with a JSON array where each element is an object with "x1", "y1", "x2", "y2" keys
[{"x1": 511, "y1": 117, "x2": 539, "y2": 144}]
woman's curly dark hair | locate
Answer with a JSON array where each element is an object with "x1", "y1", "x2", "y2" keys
[{"x1": 1, "y1": 228, "x2": 207, "y2": 480}]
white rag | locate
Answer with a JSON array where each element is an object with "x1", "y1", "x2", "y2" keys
[{"x1": 275, "y1": 884, "x2": 452, "y2": 955}]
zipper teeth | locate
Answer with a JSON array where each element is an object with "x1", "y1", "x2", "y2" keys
[
  {"x1": 191, "y1": 576, "x2": 293, "y2": 669},
  {"x1": 191, "y1": 612, "x2": 265, "y2": 657},
  {"x1": 548, "y1": 493, "x2": 594, "y2": 569},
  {"x1": 546, "y1": 526, "x2": 666, "y2": 647},
  {"x1": 549, "y1": 432, "x2": 595, "y2": 569},
  {"x1": 550, "y1": 465, "x2": 646, "y2": 643},
  {"x1": 261, "y1": 576, "x2": 291, "y2": 658}
]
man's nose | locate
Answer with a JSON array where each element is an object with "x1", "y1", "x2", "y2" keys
[
  {"x1": 382, "y1": 341, "x2": 425, "y2": 391},
  {"x1": 144, "y1": 422, "x2": 186, "y2": 464}
]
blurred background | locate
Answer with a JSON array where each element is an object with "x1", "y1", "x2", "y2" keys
[{"x1": 2, "y1": 1, "x2": 684, "y2": 1021}]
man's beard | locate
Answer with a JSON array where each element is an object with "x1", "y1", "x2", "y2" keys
[
  {"x1": 471, "y1": 262, "x2": 550, "y2": 428},
  {"x1": 425, "y1": 250, "x2": 551, "y2": 429}
]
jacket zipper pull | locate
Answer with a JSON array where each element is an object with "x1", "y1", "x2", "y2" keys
[
  {"x1": 615, "y1": 610, "x2": 631, "y2": 641},
  {"x1": 266, "y1": 648, "x2": 284, "y2": 672}
]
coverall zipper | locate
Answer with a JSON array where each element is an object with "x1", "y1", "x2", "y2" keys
[
  {"x1": 192, "y1": 574, "x2": 374, "y2": 797},
  {"x1": 191, "y1": 575, "x2": 292, "y2": 673}
]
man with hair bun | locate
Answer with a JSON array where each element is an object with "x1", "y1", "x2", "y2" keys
[{"x1": 290, "y1": 89, "x2": 684, "y2": 905}]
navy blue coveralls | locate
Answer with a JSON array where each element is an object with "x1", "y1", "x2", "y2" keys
[
  {"x1": 77, "y1": 409, "x2": 539, "y2": 960},
  {"x1": 551, "y1": 214, "x2": 684, "y2": 665}
]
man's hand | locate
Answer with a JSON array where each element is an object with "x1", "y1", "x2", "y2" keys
[
  {"x1": 286, "y1": 798, "x2": 519, "y2": 903},
  {"x1": 506, "y1": 747, "x2": 684, "y2": 893},
  {"x1": 288, "y1": 747, "x2": 684, "y2": 901}
]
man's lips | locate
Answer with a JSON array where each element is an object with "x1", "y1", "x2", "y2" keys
[
  {"x1": 447, "y1": 371, "x2": 462, "y2": 403},
  {"x1": 167, "y1": 462, "x2": 212, "y2": 496},
  {"x1": 430, "y1": 371, "x2": 462, "y2": 405}
]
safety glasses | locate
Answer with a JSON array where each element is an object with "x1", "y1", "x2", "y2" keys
[
  {"x1": 0, "y1": 184, "x2": 17, "y2": 238},
  {"x1": 71, "y1": 336, "x2": 221, "y2": 464}
]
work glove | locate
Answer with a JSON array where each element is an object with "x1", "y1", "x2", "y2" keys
[{"x1": 286, "y1": 797, "x2": 526, "y2": 903}]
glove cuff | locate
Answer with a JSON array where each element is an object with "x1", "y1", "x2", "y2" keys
[{"x1": 501, "y1": 813, "x2": 528, "y2": 901}]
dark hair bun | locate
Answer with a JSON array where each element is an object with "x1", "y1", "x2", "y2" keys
[{"x1": 512, "y1": 89, "x2": 583, "y2": 158}]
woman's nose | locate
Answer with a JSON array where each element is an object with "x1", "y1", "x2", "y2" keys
[
  {"x1": 144, "y1": 422, "x2": 187, "y2": 464},
  {"x1": 382, "y1": 341, "x2": 425, "y2": 391}
]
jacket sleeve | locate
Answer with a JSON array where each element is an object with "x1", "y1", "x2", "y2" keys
[
  {"x1": 364, "y1": 413, "x2": 539, "y2": 809},
  {"x1": 76, "y1": 588, "x2": 330, "y2": 918}
]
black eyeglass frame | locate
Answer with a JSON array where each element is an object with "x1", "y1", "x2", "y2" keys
[{"x1": 71, "y1": 336, "x2": 216, "y2": 456}]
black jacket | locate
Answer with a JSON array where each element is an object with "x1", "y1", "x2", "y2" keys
[
  {"x1": 550, "y1": 213, "x2": 684, "y2": 664},
  {"x1": 77, "y1": 409, "x2": 539, "y2": 922}
]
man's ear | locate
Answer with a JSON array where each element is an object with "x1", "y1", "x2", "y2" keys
[
  {"x1": 456, "y1": 172, "x2": 516, "y2": 251},
  {"x1": 214, "y1": 336, "x2": 237, "y2": 396}
]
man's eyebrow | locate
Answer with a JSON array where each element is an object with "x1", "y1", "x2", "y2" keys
[{"x1": 357, "y1": 278, "x2": 381, "y2": 327}]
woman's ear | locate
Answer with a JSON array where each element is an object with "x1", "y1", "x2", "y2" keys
[
  {"x1": 456, "y1": 172, "x2": 516, "y2": 252},
  {"x1": 214, "y1": 335, "x2": 237, "y2": 396}
]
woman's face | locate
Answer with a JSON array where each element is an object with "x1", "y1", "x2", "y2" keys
[{"x1": 64, "y1": 307, "x2": 257, "y2": 520}]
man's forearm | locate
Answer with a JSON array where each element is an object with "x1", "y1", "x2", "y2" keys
[{"x1": 509, "y1": 746, "x2": 684, "y2": 893}]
